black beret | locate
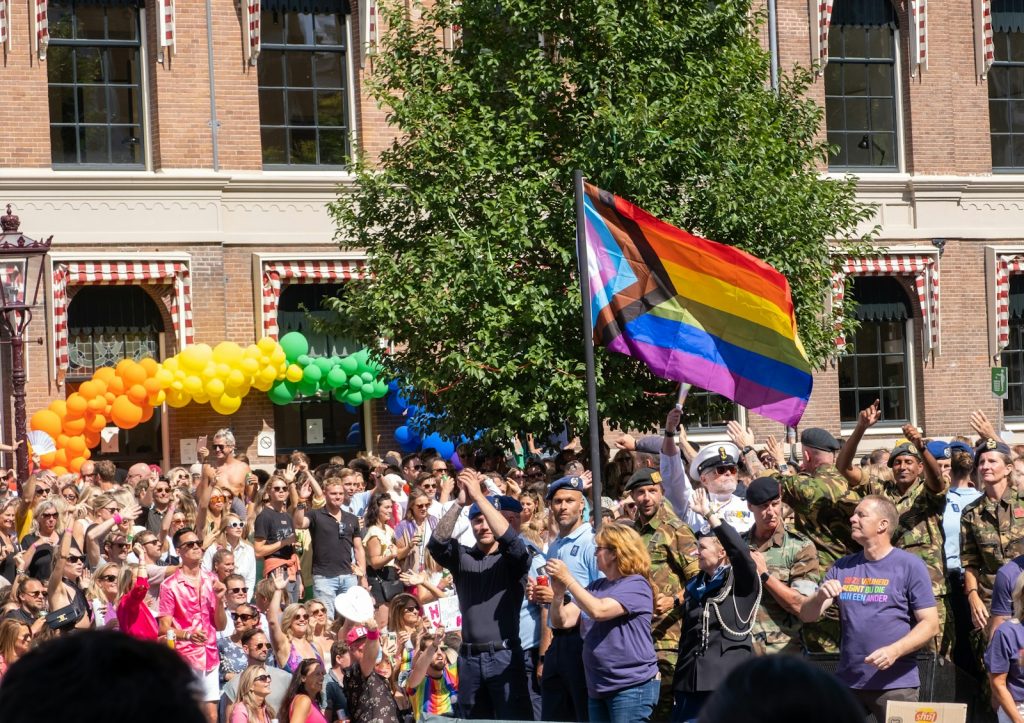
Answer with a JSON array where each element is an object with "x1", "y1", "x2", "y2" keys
[
  {"x1": 887, "y1": 442, "x2": 922, "y2": 467},
  {"x1": 975, "y1": 437, "x2": 1012, "y2": 463},
  {"x1": 745, "y1": 476, "x2": 781, "y2": 506},
  {"x1": 623, "y1": 468, "x2": 662, "y2": 493},
  {"x1": 800, "y1": 428, "x2": 840, "y2": 452}
]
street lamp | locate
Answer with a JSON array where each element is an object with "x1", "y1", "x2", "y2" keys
[{"x1": 0, "y1": 205, "x2": 52, "y2": 488}]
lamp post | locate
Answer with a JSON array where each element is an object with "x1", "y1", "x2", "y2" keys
[{"x1": 0, "y1": 205, "x2": 52, "y2": 489}]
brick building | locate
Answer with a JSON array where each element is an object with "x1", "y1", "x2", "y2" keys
[{"x1": 0, "y1": 0, "x2": 1020, "y2": 469}]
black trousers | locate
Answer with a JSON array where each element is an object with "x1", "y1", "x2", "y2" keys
[{"x1": 541, "y1": 632, "x2": 589, "y2": 722}]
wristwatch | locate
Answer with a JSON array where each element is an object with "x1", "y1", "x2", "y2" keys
[
  {"x1": 742, "y1": 446, "x2": 754, "y2": 456},
  {"x1": 760, "y1": 571, "x2": 770, "y2": 584}
]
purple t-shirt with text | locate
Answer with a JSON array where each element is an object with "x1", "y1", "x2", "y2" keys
[
  {"x1": 991, "y1": 556, "x2": 1024, "y2": 618},
  {"x1": 986, "y1": 620, "x2": 1024, "y2": 703},
  {"x1": 580, "y1": 574, "x2": 658, "y2": 697},
  {"x1": 825, "y1": 548, "x2": 936, "y2": 690}
]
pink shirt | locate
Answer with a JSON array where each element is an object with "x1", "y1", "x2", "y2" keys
[
  {"x1": 118, "y1": 576, "x2": 159, "y2": 641},
  {"x1": 158, "y1": 568, "x2": 221, "y2": 673}
]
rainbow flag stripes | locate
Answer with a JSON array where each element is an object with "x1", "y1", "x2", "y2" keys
[{"x1": 582, "y1": 182, "x2": 812, "y2": 426}]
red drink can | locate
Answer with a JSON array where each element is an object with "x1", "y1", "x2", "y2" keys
[{"x1": 537, "y1": 576, "x2": 549, "y2": 587}]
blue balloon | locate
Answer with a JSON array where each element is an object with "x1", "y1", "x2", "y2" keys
[
  {"x1": 436, "y1": 439, "x2": 455, "y2": 460},
  {"x1": 386, "y1": 392, "x2": 408, "y2": 416},
  {"x1": 421, "y1": 432, "x2": 444, "y2": 452},
  {"x1": 387, "y1": 379, "x2": 400, "y2": 392},
  {"x1": 394, "y1": 426, "x2": 413, "y2": 445},
  {"x1": 343, "y1": 403, "x2": 358, "y2": 414}
]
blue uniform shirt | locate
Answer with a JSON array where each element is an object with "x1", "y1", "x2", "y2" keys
[
  {"x1": 545, "y1": 522, "x2": 603, "y2": 628},
  {"x1": 519, "y1": 538, "x2": 545, "y2": 650},
  {"x1": 944, "y1": 486, "x2": 983, "y2": 571}
]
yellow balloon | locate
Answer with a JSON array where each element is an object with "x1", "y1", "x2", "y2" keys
[
  {"x1": 205, "y1": 378, "x2": 225, "y2": 397},
  {"x1": 270, "y1": 348, "x2": 286, "y2": 366},
  {"x1": 166, "y1": 389, "x2": 192, "y2": 408},
  {"x1": 227, "y1": 369, "x2": 246, "y2": 388},
  {"x1": 259, "y1": 366, "x2": 278, "y2": 384},
  {"x1": 285, "y1": 364, "x2": 304, "y2": 383},
  {"x1": 162, "y1": 357, "x2": 180, "y2": 374},
  {"x1": 183, "y1": 375, "x2": 203, "y2": 395},
  {"x1": 155, "y1": 368, "x2": 174, "y2": 387},
  {"x1": 252, "y1": 375, "x2": 274, "y2": 392},
  {"x1": 193, "y1": 391, "x2": 210, "y2": 404},
  {"x1": 148, "y1": 390, "x2": 166, "y2": 406},
  {"x1": 211, "y1": 393, "x2": 242, "y2": 415},
  {"x1": 240, "y1": 358, "x2": 259, "y2": 376},
  {"x1": 214, "y1": 342, "x2": 244, "y2": 365}
]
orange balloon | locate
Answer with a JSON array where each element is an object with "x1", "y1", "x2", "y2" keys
[
  {"x1": 139, "y1": 403, "x2": 154, "y2": 423},
  {"x1": 69, "y1": 457, "x2": 85, "y2": 474},
  {"x1": 52, "y1": 449, "x2": 68, "y2": 468},
  {"x1": 123, "y1": 361, "x2": 148, "y2": 386},
  {"x1": 51, "y1": 466, "x2": 68, "y2": 476},
  {"x1": 87, "y1": 397, "x2": 106, "y2": 413},
  {"x1": 143, "y1": 377, "x2": 162, "y2": 395},
  {"x1": 81, "y1": 447, "x2": 91, "y2": 460},
  {"x1": 66, "y1": 436, "x2": 86, "y2": 456},
  {"x1": 86, "y1": 414, "x2": 106, "y2": 432},
  {"x1": 62, "y1": 417, "x2": 86, "y2": 436},
  {"x1": 106, "y1": 376, "x2": 125, "y2": 396},
  {"x1": 93, "y1": 367, "x2": 116, "y2": 384},
  {"x1": 77, "y1": 381, "x2": 99, "y2": 400},
  {"x1": 111, "y1": 396, "x2": 143, "y2": 429},
  {"x1": 66, "y1": 393, "x2": 88, "y2": 417},
  {"x1": 30, "y1": 410, "x2": 62, "y2": 439},
  {"x1": 104, "y1": 392, "x2": 116, "y2": 405},
  {"x1": 139, "y1": 358, "x2": 159, "y2": 377},
  {"x1": 48, "y1": 399, "x2": 68, "y2": 418},
  {"x1": 40, "y1": 451, "x2": 56, "y2": 467},
  {"x1": 127, "y1": 384, "x2": 148, "y2": 405},
  {"x1": 84, "y1": 431, "x2": 100, "y2": 448},
  {"x1": 91, "y1": 379, "x2": 108, "y2": 397},
  {"x1": 57, "y1": 434, "x2": 69, "y2": 449}
]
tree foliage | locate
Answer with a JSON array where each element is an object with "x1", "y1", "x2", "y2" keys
[{"x1": 327, "y1": 0, "x2": 876, "y2": 442}]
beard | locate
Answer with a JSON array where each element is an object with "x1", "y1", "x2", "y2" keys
[{"x1": 706, "y1": 477, "x2": 737, "y2": 499}]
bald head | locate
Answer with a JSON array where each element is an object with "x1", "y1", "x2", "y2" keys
[{"x1": 125, "y1": 463, "x2": 151, "y2": 488}]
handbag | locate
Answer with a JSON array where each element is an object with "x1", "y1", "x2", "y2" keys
[
  {"x1": 46, "y1": 597, "x2": 85, "y2": 631},
  {"x1": 368, "y1": 565, "x2": 404, "y2": 603}
]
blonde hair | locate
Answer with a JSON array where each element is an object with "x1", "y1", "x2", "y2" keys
[
  {"x1": 281, "y1": 603, "x2": 312, "y2": 642},
  {"x1": 235, "y1": 666, "x2": 276, "y2": 721},
  {"x1": 89, "y1": 562, "x2": 123, "y2": 603},
  {"x1": 594, "y1": 521, "x2": 653, "y2": 586},
  {"x1": 32, "y1": 497, "x2": 68, "y2": 535}
]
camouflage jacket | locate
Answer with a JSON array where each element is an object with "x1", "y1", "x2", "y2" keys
[
  {"x1": 960, "y1": 484, "x2": 1024, "y2": 602},
  {"x1": 637, "y1": 503, "x2": 700, "y2": 656},
  {"x1": 780, "y1": 464, "x2": 860, "y2": 571},
  {"x1": 861, "y1": 476, "x2": 947, "y2": 597},
  {"x1": 744, "y1": 525, "x2": 819, "y2": 655}
]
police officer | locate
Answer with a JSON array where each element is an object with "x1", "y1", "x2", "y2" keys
[
  {"x1": 624, "y1": 467, "x2": 699, "y2": 720},
  {"x1": 838, "y1": 402, "x2": 950, "y2": 657},
  {"x1": 742, "y1": 476, "x2": 819, "y2": 655},
  {"x1": 427, "y1": 469, "x2": 533, "y2": 720},
  {"x1": 528, "y1": 474, "x2": 601, "y2": 722}
]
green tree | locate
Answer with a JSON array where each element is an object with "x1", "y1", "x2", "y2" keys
[{"x1": 327, "y1": 0, "x2": 875, "y2": 442}]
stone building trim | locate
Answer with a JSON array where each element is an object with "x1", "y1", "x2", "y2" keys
[
  {"x1": 255, "y1": 253, "x2": 366, "y2": 340},
  {"x1": 831, "y1": 249, "x2": 940, "y2": 360},
  {"x1": 50, "y1": 254, "x2": 194, "y2": 383}
]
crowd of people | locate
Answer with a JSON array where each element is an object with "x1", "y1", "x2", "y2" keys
[{"x1": 3, "y1": 402, "x2": 1024, "y2": 722}]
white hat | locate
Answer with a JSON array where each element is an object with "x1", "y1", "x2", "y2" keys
[
  {"x1": 688, "y1": 442, "x2": 741, "y2": 481},
  {"x1": 334, "y1": 586, "x2": 375, "y2": 624}
]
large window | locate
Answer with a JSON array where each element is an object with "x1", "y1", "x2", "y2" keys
[
  {"x1": 989, "y1": 2, "x2": 1024, "y2": 169},
  {"x1": 1003, "y1": 275, "x2": 1024, "y2": 417},
  {"x1": 824, "y1": 0, "x2": 899, "y2": 171},
  {"x1": 682, "y1": 388, "x2": 736, "y2": 431},
  {"x1": 838, "y1": 276, "x2": 912, "y2": 424},
  {"x1": 47, "y1": 0, "x2": 144, "y2": 167},
  {"x1": 67, "y1": 285, "x2": 162, "y2": 462},
  {"x1": 259, "y1": 4, "x2": 351, "y2": 167}
]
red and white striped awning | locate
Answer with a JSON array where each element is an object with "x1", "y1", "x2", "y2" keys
[
  {"x1": 261, "y1": 259, "x2": 366, "y2": 340},
  {"x1": 33, "y1": 0, "x2": 47, "y2": 59},
  {"x1": 811, "y1": 0, "x2": 927, "y2": 74},
  {"x1": 809, "y1": 0, "x2": 833, "y2": 68},
  {"x1": 242, "y1": 0, "x2": 260, "y2": 65},
  {"x1": 995, "y1": 254, "x2": 1024, "y2": 354},
  {"x1": 831, "y1": 254, "x2": 940, "y2": 359},
  {"x1": 0, "y1": 0, "x2": 10, "y2": 50},
  {"x1": 157, "y1": 0, "x2": 175, "y2": 62},
  {"x1": 909, "y1": 0, "x2": 928, "y2": 76},
  {"x1": 52, "y1": 260, "x2": 194, "y2": 380},
  {"x1": 976, "y1": 0, "x2": 994, "y2": 78}
]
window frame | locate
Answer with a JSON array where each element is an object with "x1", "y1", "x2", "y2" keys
[
  {"x1": 824, "y1": 10, "x2": 905, "y2": 174},
  {"x1": 258, "y1": 8, "x2": 354, "y2": 169},
  {"x1": 988, "y1": 27, "x2": 1024, "y2": 171},
  {"x1": 46, "y1": 0, "x2": 148, "y2": 169}
]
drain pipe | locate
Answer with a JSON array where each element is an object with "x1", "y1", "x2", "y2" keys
[
  {"x1": 204, "y1": 0, "x2": 221, "y2": 170},
  {"x1": 768, "y1": 0, "x2": 779, "y2": 92}
]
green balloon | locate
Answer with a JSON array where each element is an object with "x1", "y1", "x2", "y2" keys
[
  {"x1": 297, "y1": 379, "x2": 319, "y2": 397},
  {"x1": 339, "y1": 355, "x2": 359, "y2": 375},
  {"x1": 372, "y1": 380, "x2": 388, "y2": 398},
  {"x1": 297, "y1": 354, "x2": 311, "y2": 367},
  {"x1": 332, "y1": 388, "x2": 348, "y2": 402},
  {"x1": 326, "y1": 367, "x2": 347, "y2": 389},
  {"x1": 268, "y1": 380, "x2": 297, "y2": 406},
  {"x1": 303, "y1": 364, "x2": 322, "y2": 383},
  {"x1": 347, "y1": 376, "x2": 363, "y2": 391},
  {"x1": 345, "y1": 390, "x2": 363, "y2": 406},
  {"x1": 360, "y1": 371, "x2": 374, "y2": 384},
  {"x1": 315, "y1": 357, "x2": 333, "y2": 374},
  {"x1": 279, "y1": 332, "x2": 309, "y2": 363},
  {"x1": 361, "y1": 382, "x2": 375, "y2": 396}
]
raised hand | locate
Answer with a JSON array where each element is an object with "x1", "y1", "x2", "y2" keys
[
  {"x1": 858, "y1": 399, "x2": 882, "y2": 429},
  {"x1": 970, "y1": 410, "x2": 999, "y2": 442},
  {"x1": 726, "y1": 421, "x2": 755, "y2": 449}
]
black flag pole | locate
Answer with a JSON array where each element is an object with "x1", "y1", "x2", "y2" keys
[{"x1": 573, "y1": 170, "x2": 604, "y2": 530}]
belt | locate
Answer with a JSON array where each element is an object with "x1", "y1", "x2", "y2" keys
[
  {"x1": 551, "y1": 626, "x2": 581, "y2": 638},
  {"x1": 460, "y1": 640, "x2": 516, "y2": 654}
]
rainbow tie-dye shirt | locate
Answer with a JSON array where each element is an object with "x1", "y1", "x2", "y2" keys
[{"x1": 406, "y1": 663, "x2": 459, "y2": 720}]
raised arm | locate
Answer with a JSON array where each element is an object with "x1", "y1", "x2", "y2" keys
[
  {"x1": 267, "y1": 569, "x2": 291, "y2": 665},
  {"x1": 902, "y1": 424, "x2": 947, "y2": 495},
  {"x1": 459, "y1": 469, "x2": 509, "y2": 539},
  {"x1": 726, "y1": 422, "x2": 766, "y2": 477},
  {"x1": 837, "y1": 399, "x2": 881, "y2": 486},
  {"x1": 406, "y1": 626, "x2": 445, "y2": 689},
  {"x1": 547, "y1": 558, "x2": 624, "y2": 622}
]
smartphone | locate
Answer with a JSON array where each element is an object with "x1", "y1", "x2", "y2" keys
[{"x1": 197, "y1": 435, "x2": 207, "y2": 450}]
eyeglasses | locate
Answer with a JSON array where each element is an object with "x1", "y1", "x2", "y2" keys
[
  {"x1": 40, "y1": 512, "x2": 59, "y2": 519},
  {"x1": 227, "y1": 521, "x2": 245, "y2": 529},
  {"x1": 98, "y1": 574, "x2": 118, "y2": 582},
  {"x1": 254, "y1": 674, "x2": 272, "y2": 683},
  {"x1": 210, "y1": 495, "x2": 226, "y2": 504},
  {"x1": 715, "y1": 465, "x2": 738, "y2": 475},
  {"x1": 414, "y1": 503, "x2": 430, "y2": 510},
  {"x1": 403, "y1": 606, "x2": 419, "y2": 614},
  {"x1": 66, "y1": 555, "x2": 86, "y2": 564},
  {"x1": 22, "y1": 589, "x2": 45, "y2": 598},
  {"x1": 140, "y1": 539, "x2": 159, "y2": 547},
  {"x1": 271, "y1": 486, "x2": 288, "y2": 492},
  {"x1": 421, "y1": 482, "x2": 437, "y2": 489},
  {"x1": 18, "y1": 633, "x2": 31, "y2": 642},
  {"x1": 34, "y1": 488, "x2": 51, "y2": 496},
  {"x1": 308, "y1": 607, "x2": 326, "y2": 616},
  {"x1": 213, "y1": 444, "x2": 229, "y2": 451},
  {"x1": 410, "y1": 464, "x2": 423, "y2": 470},
  {"x1": 232, "y1": 611, "x2": 258, "y2": 621},
  {"x1": 251, "y1": 642, "x2": 269, "y2": 650},
  {"x1": 228, "y1": 587, "x2": 249, "y2": 594},
  {"x1": 154, "y1": 487, "x2": 170, "y2": 494},
  {"x1": 178, "y1": 540, "x2": 201, "y2": 550},
  {"x1": 108, "y1": 541, "x2": 129, "y2": 548},
  {"x1": 62, "y1": 494, "x2": 79, "y2": 502},
  {"x1": 293, "y1": 613, "x2": 309, "y2": 621},
  {"x1": 171, "y1": 518, "x2": 186, "y2": 525},
  {"x1": 104, "y1": 506, "x2": 119, "y2": 513}
]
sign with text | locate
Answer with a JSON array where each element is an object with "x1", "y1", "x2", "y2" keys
[
  {"x1": 421, "y1": 595, "x2": 462, "y2": 631},
  {"x1": 993, "y1": 366, "x2": 1009, "y2": 399}
]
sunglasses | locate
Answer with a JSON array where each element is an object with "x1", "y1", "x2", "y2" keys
[
  {"x1": 210, "y1": 496, "x2": 226, "y2": 504},
  {"x1": 40, "y1": 512, "x2": 59, "y2": 519},
  {"x1": 213, "y1": 444, "x2": 229, "y2": 451},
  {"x1": 229, "y1": 586, "x2": 249, "y2": 594},
  {"x1": 308, "y1": 607, "x2": 326, "y2": 615},
  {"x1": 251, "y1": 642, "x2": 269, "y2": 650},
  {"x1": 66, "y1": 555, "x2": 86, "y2": 563},
  {"x1": 715, "y1": 465, "x2": 738, "y2": 475},
  {"x1": 98, "y1": 574, "x2": 118, "y2": 582},
  {"x1": 414, "y1": 503, "x2": 430, "y2": 510},
  {"x1": 154, "y1": 488, "x2": 170, "y2": 494},
  {"x1": 410, "y1": 464, "x2": 423, "y2": 470},
  {"x1": 171, "y1": 518, "x2": 186, "y2": 525},
  {"x1": 140, "y1": 539, "x2": 159, "y2": 546},
  {"x1": 108, "y1": 541, "x2": 129, "y2": 548},
  {"x1": 227, "y1": 521, "x2": 245, "y2": 529},
  {"x1": 62, "y1": 494, "x2": 79, "y2": 502},
  {"x1": 293, "y1": 613, "x2": 309, "y2": 621},
  {"x1": 104, "y1": 506, "x2": 119, "y2": 513},
  {"x1": 254, "y1": 674, "x2": 272, "y2": 683},
  {"x1": 178, "y1": 540, "x2": 201, "y2": 550},
  {"x1": 271, "y1": 486, "x2": 288, "y2": 492},
  {"x1": 34, "y1": 488, "x2": 51, "y2": 496},
  {"x1": 403, "y1": 606, "x2": 419, "y2": 614},
  {"x1": 22, "y1": 589, "x2": 45, "y2": 598},
  {"x1": 232, "y1": 611, "x2": 258, "y2": 621},
  {"x1": 18, "y1": 633, "x2": 32, "y2": 642}
]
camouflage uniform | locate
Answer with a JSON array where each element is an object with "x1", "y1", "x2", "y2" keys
[
  {"x1": 959, "y1": 484, "x2": 1024, "y2": 604},
  {"x1": 861, "y1": 476, "x2": 950, "y2": 657},
  {"x1": 779, "y1": 464, "x2": 861, "y2": 652},
  {"x1": 743, "y1": 526, "x2": 819, "y2": 655},
  {"x1": 636, "y1": 502, "x2": 700, "y2": 722}
]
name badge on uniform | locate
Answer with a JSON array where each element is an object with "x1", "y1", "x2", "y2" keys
[
  {"x1": 571, "y1": 545, "x2": 579, "y2": 556},
  {"x1": 952, "y1": 504, "x2": 959, "y2": 513}
]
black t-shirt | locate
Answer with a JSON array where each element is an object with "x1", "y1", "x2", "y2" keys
[
  {"x1": 427, "y1": 526, "x2": 531, "y2": 645},
  {"x1": 254, "y1": 508, "x2": 295, "y2": 560},
  {"x1": 20, "y1": 535, "x2": 54, "y2": 582},
  {"x1": 3, "y1": 608, "x2": 32, "y2": 624},
  {"x1": 308, "y1": 507, "x2": 359, "y2": 577}
]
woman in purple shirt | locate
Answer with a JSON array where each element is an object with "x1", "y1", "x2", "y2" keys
[
  {"x1": 547, "y1": 521, "x2": 659, "y2": 723},
  {"x1": 986, "y1": 574, "x2": 1024, "y2": 723}
]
